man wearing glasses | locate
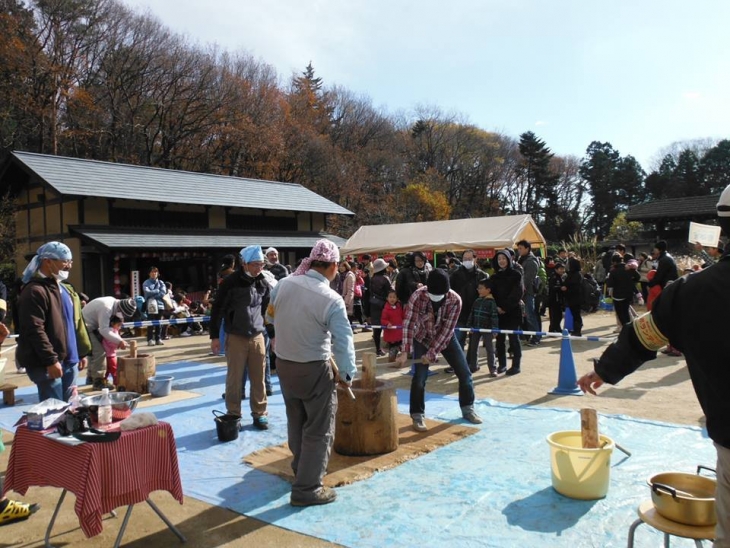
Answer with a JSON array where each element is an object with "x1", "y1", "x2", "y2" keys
[
  {"x1": 209, "y1": 245, "x2": 271, "y2": 430},
  {"x1": 16, "y1": 242, "x2": 91, "y2": 402}
]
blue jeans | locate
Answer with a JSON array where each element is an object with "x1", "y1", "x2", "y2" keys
[
  {"x1": 524, "y1": 294, "x2": 542, "y2": 342},
  {"x1": 454, "y1": 325, "x2": 467, "y2": 349},
  {"x1": 409, "y1": 337, "x2": 474, "y2": 417},
  {"x1": 218, "y1": 321, "x2": 226, "y2": 356},
  {"x1": 243, "y1": 330, "x2": 272, "y2": 393},
  {"x1": 27, "y1": 363, "x2": 79, "y2": 402}
]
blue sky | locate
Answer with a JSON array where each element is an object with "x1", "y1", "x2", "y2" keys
[{"x1": 123, "y1": 0, "x2": 729, "y2": 170}]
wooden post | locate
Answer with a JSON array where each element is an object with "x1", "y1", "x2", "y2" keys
[
  {"x1": 361, "y1": 352, "x2": 377, "y2": 390},
  {"x1": 129, "y1": 339, "x2": 137, "y2": 359},
  {"x1": 581, "y1": 408, "x2": 599, "y2": 448}
]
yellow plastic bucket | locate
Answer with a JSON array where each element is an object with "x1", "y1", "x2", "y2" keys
[{"x1": 547, "y1": 430, "x2": 614, "y2": 500}]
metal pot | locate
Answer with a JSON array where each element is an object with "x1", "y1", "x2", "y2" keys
[{"x1": 648, "y1": 465, "x2": 717, "y2": 526}]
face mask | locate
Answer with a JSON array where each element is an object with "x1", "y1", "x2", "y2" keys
[
  {"x1": 428, "y1": 292, "x2": 445, "y2": 302},
  {"x1": 462, "y1": 261, "x2": 474, "y2": 270},
  {"x1": 54, "y1": 270, "x2": 70, "y2": 282}
]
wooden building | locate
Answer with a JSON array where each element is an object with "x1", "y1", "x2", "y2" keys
[
  {"x1": 625, "y1": 194, "x2": 720, "y2": 246},
  {"x1": 0, "y1": 152, "x2": 352, "y2": 298}
]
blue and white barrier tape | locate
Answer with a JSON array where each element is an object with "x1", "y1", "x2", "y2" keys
[
  {"x1": 349, "y1": 323, "x2": 615, "y2": 343},
  {"x1": 122, "y1": 315, "x2": 209, "y2": 329}
]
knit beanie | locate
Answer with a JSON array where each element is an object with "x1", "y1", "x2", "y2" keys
[
  {"x1": 426, "y1": 268, "x2": 450, "y2": 296},
  {"x1": 118, "y1": 298, "x2": 137, "y2": 318}
]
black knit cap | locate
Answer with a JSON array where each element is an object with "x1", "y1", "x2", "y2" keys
[{"x1": 426, "y1": 268, "x2": 450, "y2": 295}]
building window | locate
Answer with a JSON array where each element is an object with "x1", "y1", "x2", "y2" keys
[
  {"x1": 110, "y1": 207, "x2": 208, "y2": 229},
  {"x1": 226, "y1": 213, "x2": 297, "y2": 231}
]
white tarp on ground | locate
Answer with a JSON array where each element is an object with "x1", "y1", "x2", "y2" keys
[{"x1": 340, "y1": 214, "x2": 546, "y2": 254}]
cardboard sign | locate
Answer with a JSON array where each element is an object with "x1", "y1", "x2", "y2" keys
[{"x1": 688, "y1": 222, "x2": 722, "y2": 248}]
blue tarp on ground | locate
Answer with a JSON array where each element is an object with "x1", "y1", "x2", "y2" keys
[{"x1": 0, "y1": 360, "x2": 715, "y2": 548}]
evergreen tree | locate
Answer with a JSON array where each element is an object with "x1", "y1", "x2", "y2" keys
[
  {"x1": 700, "y1": 139, "x2": 730, "y2": 195},
  {"x1": 515, "y1": 131, "x2": 560, "y2": 238},
  {"x1": 580, "y1": 141, "x2": 621, "y2": 238}
]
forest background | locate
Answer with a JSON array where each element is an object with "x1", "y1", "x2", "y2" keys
[{"x1": 2, "y1": 0, "x2": 729, "y2": 271}]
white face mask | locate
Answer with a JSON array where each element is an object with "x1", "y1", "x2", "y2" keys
[
  {"x1": 462, "y1": 261, "x2": 474, "y2": 270},
  {"x1": 428, "y1": 292, "x2": 445, "y2": 302},
  {"x1": 54, "y1": 270, "x2": 70, "y2": 282}
]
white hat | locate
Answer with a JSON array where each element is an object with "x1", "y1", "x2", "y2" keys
[
  {"x1": 265, "y1": 247, "x2": 278, "y2": 255},
  {"x1": 717, "y1": 185, "x2": 730, "y2": 217},
  {"x1": 372, "y1": 258, "x2": 388, "y2": 273}
]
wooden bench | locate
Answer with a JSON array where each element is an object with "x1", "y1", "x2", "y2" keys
[{"x1": 0, "y1": 383, "x2": 18, "y2": 406}]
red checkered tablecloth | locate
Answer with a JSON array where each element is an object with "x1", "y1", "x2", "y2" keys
[{"x1": 2, "y1": 422, "x2": 184, "y2": 537}]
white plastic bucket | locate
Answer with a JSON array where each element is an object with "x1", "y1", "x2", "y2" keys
[
  {"x1": 547, "y1": 430, "x2": 614, "y2": 500},
  {"x1": 0, "y1": 358, "x2": 6, "y2": 384},
  {"x1": 148, "y1": 375, "x2": 174, "y2": 397}
]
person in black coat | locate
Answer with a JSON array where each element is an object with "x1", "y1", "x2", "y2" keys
[
  {"x1": 395, "y1": 252, "x2": 428, "y2": 307},
  {"x1": 561, "y1": 257, "x2": 584, "y2": 336},
  {"x1": 490, "y1": 249, "x2": 524, "y2": 376},
  {"x1": 606, "y1": 254, "x2": 640, "y2": 326},
  {"x1": 368, "y1": 259, "x2": 393, "y2": 356},
  {"x1": 547, "y1": 263, "x2": 566, "y2": 333}
]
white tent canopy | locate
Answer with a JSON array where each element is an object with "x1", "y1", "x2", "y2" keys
[{"x1": 341, "y1": 214, "x2": 546, "y2": 255}]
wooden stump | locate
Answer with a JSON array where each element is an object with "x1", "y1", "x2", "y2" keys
[
  {"x1": 117, "y1": 343, "x2": 155, "y2": 393},
  {"x1": 334, "y1": 377, "x2": 399, "y2": 456}
]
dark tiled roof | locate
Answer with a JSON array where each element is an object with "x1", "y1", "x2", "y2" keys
[
  {"x1": 9, "y1": 151, "x2": 353, "y2": 215},
  {"x1": 70, "y1": 227, "x2": 347, "y2": 250},
  {"x1": 625, "y1": 194, "x2": 719, "y2": 221}
]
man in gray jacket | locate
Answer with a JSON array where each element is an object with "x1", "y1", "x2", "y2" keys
[{"x1": 517, "y1": 240, "x2": 542, "y2": 346}]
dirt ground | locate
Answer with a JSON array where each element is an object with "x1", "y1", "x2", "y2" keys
[{"x1": 0, "y1": 308, "x2": 704, "y2": 547}]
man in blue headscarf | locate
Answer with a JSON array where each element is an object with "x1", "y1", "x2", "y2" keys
[
  {"x1": 209, "y1": 245, "x2": 271, "y2": 429},
  {"x1": 17, "y1": 242, "x2": 92, "y2": 402}
]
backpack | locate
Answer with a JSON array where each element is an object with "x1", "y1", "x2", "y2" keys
[{"x1": 533, "y1": 257, "x2": 548, "y2": 296}]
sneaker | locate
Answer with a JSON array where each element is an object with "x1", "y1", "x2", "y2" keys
[
  {"x1": 147, "y1": 340, "x2": 155, "y2": 347},
  {"x1": 488, "y1": 371, "x2": 498, "y2": 378},
  {"x1": 497, "y1": 365, "x2": 507, "y2": 374},
  {"x1": 444, "y1": 367, "x2": 454, "y2": 374},
  {"x1": 412, "y1": 417, "x2": 428, "y2": 432},
  {"x1": 16, "y1": 367, "x2": 26, "y2": 374},
  {"x1": 290, "y1": 487, "x2": 337, "y2": 507},
  {"x1": 376, "y1": 349, "x2": 386, "y2": 357},
  {"x1": 155, "y1": 340, "x2": 164, "y2": 346},
  {"x1": 462, "y1": 411, "x2": 483, "y2": 424},
  {"x1": 505, "y1": 367, "x2": 521, "y2": 376},
  {"x1": 253, "y1": 416, "x2": 269, "y2": 430},
  {"x1": 180, "y1": 331, "x2": 192, "y2": 337},
  {"x1": 0, "y1": 499, "x2": 40, "y2": 525},
  {"x1": 92, "y1": 378, "x2": 115, "y2": 390}
]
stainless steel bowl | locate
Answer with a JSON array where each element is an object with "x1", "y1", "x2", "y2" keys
[{"x1": 80, "y1": 392, "x2": 142, "y2": 422}]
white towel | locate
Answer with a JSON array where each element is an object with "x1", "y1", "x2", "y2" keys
[{"x1": 120, "y1": 412, "x2": 158, "y2": 431}]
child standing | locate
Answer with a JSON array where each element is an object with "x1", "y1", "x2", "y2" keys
[
  {"x1": 102, "y1": 317, "x2": 124, "y2": 386},
  {"x1": 381, "y1": 290, "x2": 404, "y2": 364},
  {"x1": 467, "y1": 280, "x2": 499, "y2": 377}
]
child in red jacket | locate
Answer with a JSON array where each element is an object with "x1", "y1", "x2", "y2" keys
[{"x1": 380, "y1": 290, "x2": 404, "y2": 364}]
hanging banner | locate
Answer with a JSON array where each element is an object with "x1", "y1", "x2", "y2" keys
[
  {"x1": 131, "y1": 271, "x2": 141, "y2": 299},
  {"x1": 475, "y1": 249, "x2": 495, "y2": 259}
]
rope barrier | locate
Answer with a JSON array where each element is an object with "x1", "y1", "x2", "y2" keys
[
  {"x1": 122, "y1": 316, "x2": 209, "y2": 329},
  {"x1": 348, "y1": 323, "x2": 616, "y2": 343}
]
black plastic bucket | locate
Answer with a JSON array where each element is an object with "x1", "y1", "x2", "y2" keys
[{"x1": 213, "y1": 410, "x2": 240, "y2": 442}]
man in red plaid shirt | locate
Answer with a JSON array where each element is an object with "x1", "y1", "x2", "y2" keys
[{"x1": 396, "y1": 269, "x2": 483, "y2": 432}]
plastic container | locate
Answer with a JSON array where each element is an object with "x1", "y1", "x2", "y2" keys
[
  {"x1": 547, "y1": 430, "x2": 615, "y2": 500},
  {"x1": 98, "y1": 388, "x2": 113, "y2": 427},
  {"x1": 213, "y1": 410, "x2": 240, "y2": 442},
  {"x1": 69, "y1": 386, "x2": 82, "y2": 412},
  {"x1": 148, "y1": 375, "x2": 174, "y2": 397},
  {"x1": 0, "y1": 358, "x2": 6, "y2": 384}
]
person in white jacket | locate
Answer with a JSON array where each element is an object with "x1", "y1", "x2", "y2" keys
[{"x1": 82, "y1": 297, "x2": 138, "y2": 389}]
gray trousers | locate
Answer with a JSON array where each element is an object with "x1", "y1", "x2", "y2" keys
[
  {"x1": 715, "y1": 443, "x2": 730, "y2": 547},
  {"x1": 276, "y1": 357, "x2": 337, "y2": 496},
  {"x1": 87, "y1": 333, "x2": 107, "y2": 381}
]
